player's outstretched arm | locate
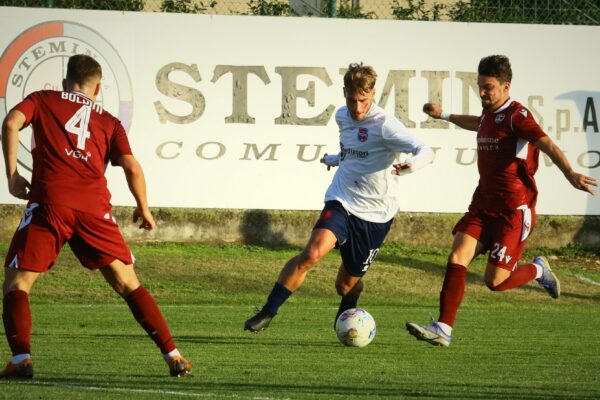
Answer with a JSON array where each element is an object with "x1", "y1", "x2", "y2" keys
[
  {"x1": 118, "y1": 154, "x2": 156, "y2": 230},
  {"x1": 535, "y1": 136, "x2": 597, "y2": 195},
  {"x1": 1, "y1": 109, "x2": 31, "y2": 200},
  {"x1": 423, "y1": 103, "x2": 479, "y2": 132}
]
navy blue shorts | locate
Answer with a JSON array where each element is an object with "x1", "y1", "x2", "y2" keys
[{"x1": 313, "y1": 201, "x2": 393, "y2": 277}]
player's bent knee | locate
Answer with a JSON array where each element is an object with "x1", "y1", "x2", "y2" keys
[
  {"x1": 484, "y1": 278, "x2": 504, "y2": 291},
  {"x1": 298, "y1": 249, "x2": 324, "y2": 269},
  {"x1": 335, "y1": 283, "x2": 351, "y2": 296},
  {"x1": 101, "y1": 262, "x2": 141, "y2": 298},
  {"x1": 335, "y1": 280, "x2": 362, "y2": 297}
]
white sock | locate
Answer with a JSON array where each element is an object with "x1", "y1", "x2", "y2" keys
[
  {"x1": 162, "y1": 348, "x2": 181, "y2": 361},
  {"x1": 436, "y1": 322, "x2": 453, "y2": 336},
  {"x1": 11, "y1": 353, "x2": 31, "y2": 364},
  {"x1": 534, "y1": 263, "x2": 543, "y2": 279}
]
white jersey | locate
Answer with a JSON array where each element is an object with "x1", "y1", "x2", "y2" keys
[{"x1": 324, "y1": 103, "x2": 433, "y2": 223}]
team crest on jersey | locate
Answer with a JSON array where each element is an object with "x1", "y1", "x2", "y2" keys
[
  {"x1": 0, "y1": 21, "x2": 133, "y2": 173},
  {"x1": 495, "y1": 114, "x2": 505, "y2": 123},
  {"x1": 358, "y1": 127, "x2": 368, "y2": 142},
  {"x1": 520, "y1": 109, "x2": 528, "y2": 118}
]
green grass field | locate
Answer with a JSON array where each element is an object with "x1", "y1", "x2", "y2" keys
[{"x1": 1, "y1": 242, "x2": 599, "y2": 399}]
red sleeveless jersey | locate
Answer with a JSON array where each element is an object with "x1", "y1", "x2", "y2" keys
[
  {"x1": 471, "y1": 99, "x2": 546, "y2": 212},
  {"x1": 14, "y1": 90, "x2": 132, "y2": 215}
]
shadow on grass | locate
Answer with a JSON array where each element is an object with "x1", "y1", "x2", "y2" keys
[
  {"x1": 13, "y1": 377, "x2": 598, "y2": 400},
  {"x1": 377, "y1": 251, "x2": 600, "y2": 303},
  {"x1": 240, "y1": 210, "x2": 291, "y2": 247},
  {"x1": 377, "y1": 252, "x2": 484, "y2": 286}
]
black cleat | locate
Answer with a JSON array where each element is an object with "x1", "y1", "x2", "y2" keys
[
  {"x1": 334, "y1": 298, "x2": 358, "y2": 330},
  {"x1": 244, "y1": 310, "x2": 274, "y2": 333},
  {"x1": 0, "y1": 359, "x2": 33, "y2": 379}
]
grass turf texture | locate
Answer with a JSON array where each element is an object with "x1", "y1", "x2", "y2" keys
[{"x1": 1, "y1": 242, "x2": 599, "y2": 399}]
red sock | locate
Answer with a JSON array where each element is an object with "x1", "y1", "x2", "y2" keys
[
  {"x1": 492, "y1": 264, "x2": 537, "y2": 291},
  {"x1": 125, "y1": 286, "x2": 175, "y2": 354},
  {"x1": 439, "y1": 263, "x2": 467, "y2": 327},
  {"x1": 2, "y1": 290, "x2": 32, "y2": 356}
]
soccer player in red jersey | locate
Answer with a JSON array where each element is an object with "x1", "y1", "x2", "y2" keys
[
  {"x1": 406, "y1": 55, "x2": 597, "y2": 347},
  {"x1": 1, "y1": 55, "x2": 191, "y2": 377}
]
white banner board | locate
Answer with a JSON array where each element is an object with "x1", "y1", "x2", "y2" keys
[{"x1": 1, "y1": 7, "x2": 599, "y2": 215}]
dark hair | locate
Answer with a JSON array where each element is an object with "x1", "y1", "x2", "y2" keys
[
  {"x1": 478, "y1": 55, "x2": 512, "y2": 83},
  {"x1": 66, "y1": 54, "x2": 102, "y2": 86},
  {"x1": 344, "y1": 62, "x2": 377, "y2": 93}
]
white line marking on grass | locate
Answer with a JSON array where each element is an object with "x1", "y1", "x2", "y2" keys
[
  {"x1": 56, "y1": 304, "x2": 334, "y2": 310},
  {"x1": 13, "y1": 380, "x2": 291, "y2": 400},
  {"x1": 575, "y1": 274, "x2": 600, "y2": 286}
]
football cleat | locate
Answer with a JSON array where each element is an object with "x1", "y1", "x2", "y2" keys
[
  {"x1": 244, "y1": 310, "x2": 274, "y2": 333},
  {"x1": 167, "y1": 355, "x2": 191, "y2": 377},
  {"x1": 334, "y1": 302, "x2": 357, "y2": 330},
  {"x1": 0, "y1": 358, "x2": 33, "y2": 379},
  {"x1": 406, "y1": 319, "x2": 452, "y2": 347},
  {"x1": 533, "y1": 256, "x2": 560, "y2": 299}
]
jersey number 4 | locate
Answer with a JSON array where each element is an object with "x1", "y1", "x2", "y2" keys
[{"x1": 65, "y1": 105, "x2": 92, "y2": 150}]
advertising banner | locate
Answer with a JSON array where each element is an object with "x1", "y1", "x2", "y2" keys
[{"x1": 1, "y1": 7, "x2": 599, "y2": 214}]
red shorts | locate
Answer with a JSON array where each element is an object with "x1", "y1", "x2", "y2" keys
[
  {"x1": 4, "y1": 202, "x2": 133, "y2": 272},
  {"x1": 453, "y1": 203, "x2": 535, "y2": 271}
]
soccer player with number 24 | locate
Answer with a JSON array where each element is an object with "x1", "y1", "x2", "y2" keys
[{"x1": 406, "y1": 55, "x2": 597, "y2": 347}]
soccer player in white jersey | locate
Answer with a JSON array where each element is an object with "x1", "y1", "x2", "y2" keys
[{"x1": 244, "y1": 63, "x2": 434, "y2": 332}]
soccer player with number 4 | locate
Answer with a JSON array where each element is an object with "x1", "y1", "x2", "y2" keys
[
  {"x1": 1, "y1": 54, "x2": 191, "y2": 378},
  {"x1": 244, "y1": 63, "x2": 434, "y2": 333},
  {"x1": 406, "y1": 55, "x2": 597, "y2": 347}
]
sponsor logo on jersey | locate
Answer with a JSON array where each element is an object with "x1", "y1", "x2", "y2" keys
[
  {"x1": 319, "y1": 209, "x2": 333, "y2": 220},
  {"x1": 0, "y1": 21, "x2": 133, "y2": 172},
  {"x1": 358, "y1": 127, "x2": 368, "y2": 142},
  {"x1": 520, "y1": 109, "x2": 528, "y2": 118},
  {"x1": 495, "y1": 114, "x2": 505, "y2": 123}
]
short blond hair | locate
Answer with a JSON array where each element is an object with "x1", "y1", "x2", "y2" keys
[{"x1": 344, "y1": 62, "x2": 377, "y2": 94}]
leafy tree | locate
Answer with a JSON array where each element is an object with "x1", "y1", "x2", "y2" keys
[
  {"x1": 391, "y1": 0, "x2": 444, "y2": 21},
  {"x1": 0, "y1": 0, "x2": 43, "y2": 5},
  {"x1": 161, "y1": 0, "x2": 207, "y2": 13},
  {"x1": 448, "y1": 0, "x2": 600, "y2": 25},
  {"x1": 390, "y1": 0, "x2": 600, "y2": 25},
  {"x1": 324, "y1": 0, "x2": 375, "y2": 19},
  {"x1": 247, "y1": 0, "x2": 292, "y2": 16},
  {"x1": 0, "y1": 0, "x2": 144, "y2": 8}
]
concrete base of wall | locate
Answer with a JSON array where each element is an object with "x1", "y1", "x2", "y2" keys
[{"x1": 1, "y1": 204, "x2": 599, "y2": 249}]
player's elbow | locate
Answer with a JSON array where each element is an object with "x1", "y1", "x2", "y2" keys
[
  {"x1": 3, "y1": 110, "x2": 26, "y2": 134},
  {"x1": 120, "y1": 155, "x2": 143, "y2": 177}
]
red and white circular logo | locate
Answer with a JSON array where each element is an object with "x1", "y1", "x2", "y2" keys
[{"x1": 0, "y1": 21, "x2": 133, "y2": 172}]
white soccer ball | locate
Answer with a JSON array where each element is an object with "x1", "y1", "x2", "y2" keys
[{"x1": 335, "y1": 308, "x2": 376, "y2": 347}]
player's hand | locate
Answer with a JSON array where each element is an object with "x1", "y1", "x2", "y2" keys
[
  {"x1": 320, "y1": 153, "x2": 340, "y2": 171},
  {"x1": 8, "y1": 172, "x2": 31, "y2": 200},
  {"x1": 567, "y1": 172, "x2": 597, "y2": 195},
  {"x1": 133, "y1": 207, "x2": 156, "y2": 230},
  {"x1": 423, "y1": 103, "x2": 443, "y2": 119},
  {"x1": 391, "y1": 162, "x2": 413, "y2": 176}
]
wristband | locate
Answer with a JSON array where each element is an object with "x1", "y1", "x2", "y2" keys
[{"x1": 440, "y1": 111, "x2": 451, "y2": 121}]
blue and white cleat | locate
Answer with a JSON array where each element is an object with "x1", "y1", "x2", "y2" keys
[
  {"x1": 406, "y1": 319, "x2": 451, "y2": 347},
  {"x1": 533, "y1": 256, "x2": 560, "y2": 299}
]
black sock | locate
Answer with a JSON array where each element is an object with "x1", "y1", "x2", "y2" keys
[
  {"x1": 336, "y1": 294, "x2": 359, "y2": 319},
  {"x1": 261, "y1": 282, "x2": 292, "y2": 316}
]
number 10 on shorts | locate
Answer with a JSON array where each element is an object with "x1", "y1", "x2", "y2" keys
[{"x1": 361, "y1": 248, "x2": 380, "y2": 272}]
